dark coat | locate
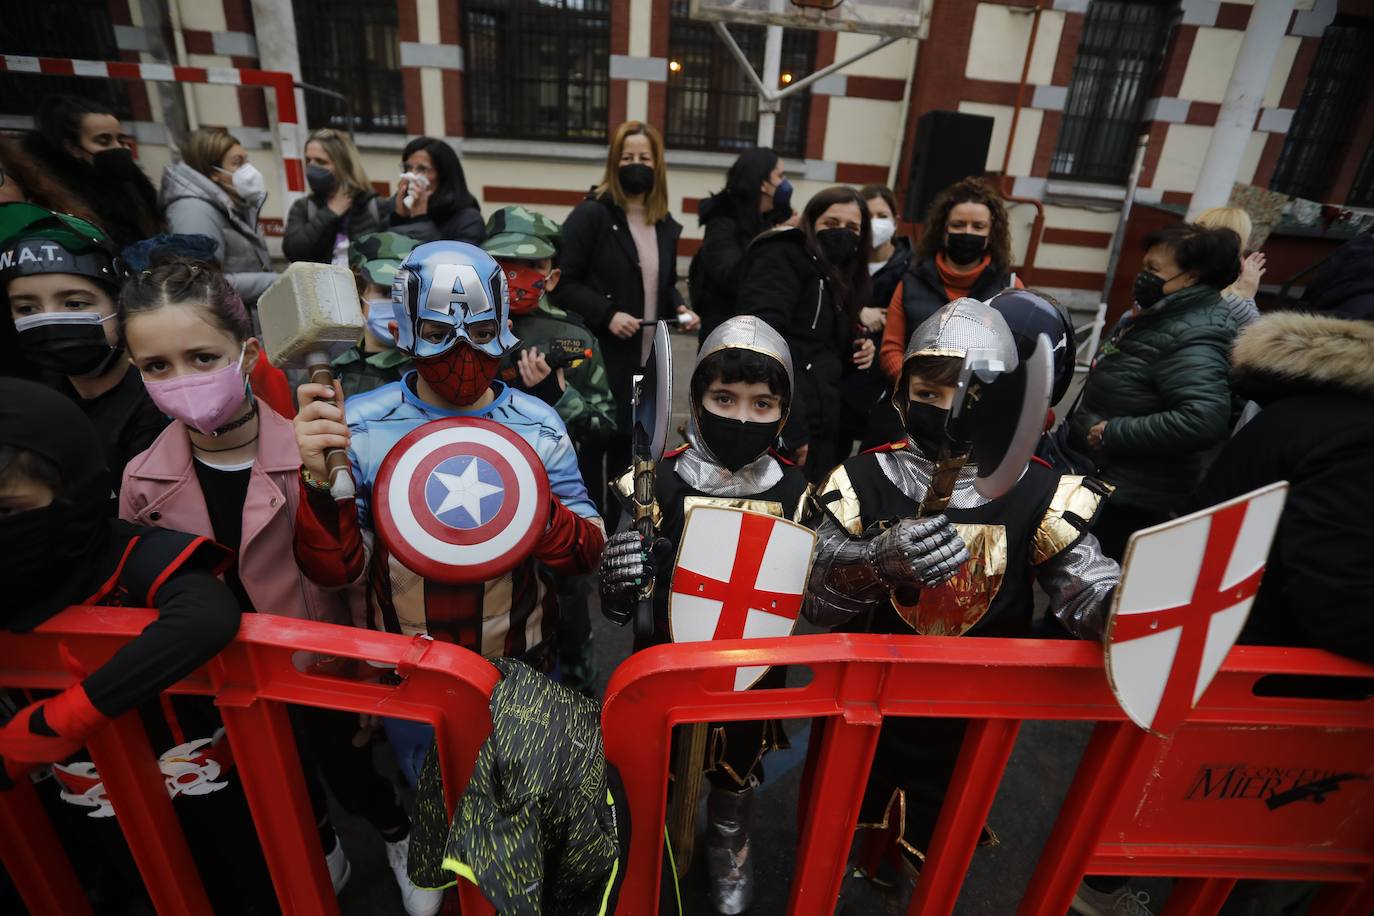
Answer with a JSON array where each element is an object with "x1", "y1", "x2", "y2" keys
[
  {"x1": 388, "y1": 204, "x2": 486, "y2": 246},
  {"x1": 282, "y1": 191, "x2": 392, "y2": 263},
  {"x1": 737, "y1": 227, "x2": 854, "y2": 454},
  {"x1": 898, "y1": 253, "x2": 1013, "y2": 330},
  {"x1": 687, "y1": 192, "x2": 771, "y2": 341},
  {"x1": 846, "y1": 239, "x2": 912, "y2": 446},
  {"x1": 1195, "y1": 311, "x2": 1374, "y2": 665},
  {"x1": 550, "y1": 192, "x2": 684, "y2": 431},
  {"x1": 1069, "y1": 283, "x2": 1238, "y2": 513}
]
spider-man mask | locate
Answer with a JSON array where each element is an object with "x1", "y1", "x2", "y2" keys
[{"x1": 415, "y1": 342, "x2": 502, "y2": 405}]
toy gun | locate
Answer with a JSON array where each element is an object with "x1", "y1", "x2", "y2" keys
[{"x1": 498, "y1": 341, "x2": 594, "y2": 384}]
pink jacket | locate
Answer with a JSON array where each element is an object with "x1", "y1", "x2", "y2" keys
[{"x1": 120, "y1": 400, "x2": 362, "y2": 626}]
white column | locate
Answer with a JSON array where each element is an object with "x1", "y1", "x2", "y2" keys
[
  {"x1": 248, "y1": 0, "x2": 307, "y2": 126},
  {"x1": 1186, "y1": 0, "x2": 1294, "y2": 220},
  {"x1": 757, "y1": 25, "x2": 784, "y2": 147}
]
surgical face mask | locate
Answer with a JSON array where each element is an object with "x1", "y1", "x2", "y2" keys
[
  {"x1": 769, "y1": 177, "x2": 793, "y2": 215},
  {"x1": 306, "y1": 163, "x2": 336, "y2": 196},
  {"x1": 817, "y1": 227, "x2": 859, "y2": 265},
  {"x1": 219, "y1": 162, "x2": 266, "y2": 205},
  {"x1": 142, "y1": 345, "x2": 250, "y2": 436},
  {"x1": 696, "y1": 408, "x2": 779, "y2": 472},
  {"x1": 366, "y1": 299, "x2": 397, "y2": 347},
  {"x1": 14, "y1": 310, "x2": 121, "y2": 377},
  {"x1": 869, "y1": 217, "x2": 897, "y2": 250},
  {"x1": 944, "y1": 232, "x2": 987, "y2": 265}
]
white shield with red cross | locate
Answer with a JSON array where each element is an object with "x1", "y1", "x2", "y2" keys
[
  {"x1": 1105, "y1": 481, "x2": 1288, "y2": 736},
  {"x1": 374, "y1": 417, "x2": 550, "y2": 584},
  {"x1": 669, "y1": 506, "x2": 816, "y2": 691}
]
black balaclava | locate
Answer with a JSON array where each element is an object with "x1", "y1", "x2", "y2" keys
[{"x1": 0, "y1": 378, "x2": 112, "y2": 630}]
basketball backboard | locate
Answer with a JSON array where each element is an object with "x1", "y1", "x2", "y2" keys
[{"x1": 689, "y1": 0, "x2": 931, "y2": 39}]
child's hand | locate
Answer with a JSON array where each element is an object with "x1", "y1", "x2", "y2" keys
[
  {"x1": 853, "y1": 337, "x2": 876, "y2": 370},
  {"x1": 294, "y1": 381, "x2": 350, "y2": 481}
]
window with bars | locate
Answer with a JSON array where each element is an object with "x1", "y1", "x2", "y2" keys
[
  {"x1": 294, "y1": 0, "x2": 405, "y2": 133},
  {"x1": 1050, "y1": 0, "x2": 1176, "y2": 184},
  {"x1": 1269, "y1": 17, "x2": 1374, "y2": 202},
  {"x1": 463, "y1": 0, "x2": 610, "y2": 143},
  {"x1": 1349, "y1": 135, "x2": 1374, "y2": 208},
  {"x1": 665, "y1": 1, "x2": 816, "y2": 158},
  {"x1": 0, "y1": 0, "x2": 131, "y2": 120}
]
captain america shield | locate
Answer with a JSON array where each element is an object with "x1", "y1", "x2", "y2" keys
[{"x1": 373, "y1": 417, "x2": 550, "y2": 583}]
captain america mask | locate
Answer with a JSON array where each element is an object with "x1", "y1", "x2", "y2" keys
[{"x1": 391, "y1": 240, "x2": 518, "y2": 361}]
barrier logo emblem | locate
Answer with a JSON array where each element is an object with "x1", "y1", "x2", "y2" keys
[
  {"x1": 668, "y1": 506, "x2": 816, "y2": 691},
  {"x1": 374, "y1": 417, "x2": 550, "y2": 584},
  {"x1": 1105, "y1": 482, "x2": 1288, "y2": 736}
]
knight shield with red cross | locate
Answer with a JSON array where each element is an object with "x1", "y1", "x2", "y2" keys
[
  {"x1": 668, "y1": 506, "x2": 817, "y2": 691},
  {"x1": 1105, "y1": 481, "x2": 1289, "y2": 736}
]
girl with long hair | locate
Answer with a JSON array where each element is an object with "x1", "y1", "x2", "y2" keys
[{"x1": 738, "y1": 184, "x2": 876, "y2": 480}]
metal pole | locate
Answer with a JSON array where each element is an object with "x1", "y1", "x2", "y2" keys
[
  {"x1": 758, "y1": 24, "x2": 784, "y2": 147},
  {"x1": 1101, "y1": 132, "x2": 1149, "y2": 301},
  {"x1": 1185, "y1": 0, "x2": 1294, "y2": 220}
]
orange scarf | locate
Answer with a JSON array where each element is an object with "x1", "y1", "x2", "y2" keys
[{"x1": 935, "y1": 251, "x2": 993, "y2": 302}]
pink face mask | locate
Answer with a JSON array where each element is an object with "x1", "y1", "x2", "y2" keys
[{"x1": 142, "y1": 345, "x2": 250, "y2": 436}]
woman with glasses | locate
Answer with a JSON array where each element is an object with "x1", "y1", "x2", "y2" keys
[{"x1": 388, "y1": 136, "x2": 485, "y2": 245}]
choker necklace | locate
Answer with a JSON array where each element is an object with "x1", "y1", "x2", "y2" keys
[
  {"x1": 194, "y1": 431, "x2": 259, "y2": 453},
  {"x1": 211, "y1": 401, "x2": 258, "y2": 436}
]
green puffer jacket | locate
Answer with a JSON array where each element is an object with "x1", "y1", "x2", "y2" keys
[{"x1": 1069, "y1": 283, "x2": 1238, "y2": 513}]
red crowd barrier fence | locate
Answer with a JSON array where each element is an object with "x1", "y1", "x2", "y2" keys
[
  {"x1": 0, "y1": 607, "x2": 499, "y2": 916},
  {"x1": 4, "y1": 614, "x2": 1372, "y2": 915},
  {"x1": 602, "y1": 634, "x2": 1374, "y2": 915}
]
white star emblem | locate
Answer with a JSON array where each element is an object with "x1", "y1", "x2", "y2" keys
[{"x1": 431, "y1": 457, "x2": 502, "y2": 526}]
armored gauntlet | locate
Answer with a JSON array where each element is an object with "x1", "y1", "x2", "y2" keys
[{"x1": 863, "y1": 515, "x2": 969, "y2": 589}]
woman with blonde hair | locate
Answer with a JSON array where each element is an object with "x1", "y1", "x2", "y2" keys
[
  {"x1": 552, "y1": 120, "x2": 698, "y2": 510},
  {"x1": 159, "y1": 127, "x2": 277, "y2": 305},
  {"x1": 283, "y1": 127, "x2": 392, "y2": 264},
  {"x1": 1195, "y1": 205, "x2": 1265, "y2": 327}
]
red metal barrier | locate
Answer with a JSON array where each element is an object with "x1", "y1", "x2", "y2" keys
[
  {"x1": 601, "y1": 633, "x2": 1374, "y2": 915},
  {"x1": 0, "y1": 607, "x2": 500, "y2": 916}
]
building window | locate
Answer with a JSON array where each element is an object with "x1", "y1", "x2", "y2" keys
[
  {"x1": 1050, "y1": 0, "x2": 1176, "y2": 184},
  {"x1": 294, "y1": 0, "x2": 405, "y2": 133},
  {"x1": 665, "y1": 1, "x2": 816, "y2": 158},
  {"x1": 463, "y1": 0, "x2": 610, "y2": 143},
  {"x1": 1349, "y1": 135, "x2": 1374, "y2": 208},
  {"x1": 0, "y1": 0, "x2": 131, "y2": 120},
  {"x1": 1269, "y1": 17, "x2": 1374, "y2": 202}
]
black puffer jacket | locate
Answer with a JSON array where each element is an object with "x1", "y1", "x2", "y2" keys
[
  {"x1": 550, "y1": 192, "x2": 683, "y2": 430},
  {"x1": 688, "y1": 192, "x2": 775, "y2": 340},
  {"x1": 1195, "y1": 312, "x2": 1374, "y2": 664},
  {"x1": 738, "y1": 227, "x2": 854, "y2": 455},
  {"x1": 282, "y1": 191, "x2": 392, "y2": 263},
  {"x1": 388, "y1": 203, "x2": 485, "y2": 246},
  {"x1": 898, "y1": 253, "x2": 1014, "y2": 330}
]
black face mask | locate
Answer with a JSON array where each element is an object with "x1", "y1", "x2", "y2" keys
[
  {"x1": 16, "y1": 315, "x2": 122, "y2": 377},
  {"x1": 904, "y1": 401, "x2": 951, "y2": 456},
  {"x1": 697, "y1": 409, "x2": 779, "y2": 472},
  {"x1": 92, "y1": 147, "x2": 144, "y2": 183},
  {"x1": 306, "y1": 164, "x2": 336, "y2": 195},
  {"x1": 618, "y1": 163, "x2": 655, "y2": 195},
  {"x1": 944, "y1": 232, "x2": 987, "y2": 265},
  {"x1": 817, "y1": 228, "x2": 859, "y2": 265},
  {"x1": 1132, "y1": 269, "x2": 1180, "y2": 309}
]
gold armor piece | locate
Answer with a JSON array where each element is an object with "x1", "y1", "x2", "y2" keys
[
  {"x1": 892, "y1": 522, "x2": 1007, "y2": 635},
  {"x1": 818, "y1": 464, "x2": 865, "y2": 536},
  {"x1": 613, "y1": 467, "x2": 662, "y2": 529},
  {"x1": 681, "y1": 494, "x2": 785, "y2": 519},
  {"x1": 1031, "y1": 475, "x2": 1111, "y2": 565}
]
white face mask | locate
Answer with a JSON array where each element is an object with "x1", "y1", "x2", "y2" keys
[
  {"x1": 869, "y1": 217, "x2": 897, "y2": 250},
  {"x1": 220, "y1": 162, "x2": 267, "y2": 205}
]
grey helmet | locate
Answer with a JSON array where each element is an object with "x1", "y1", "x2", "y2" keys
[
  {"x1": 689, "y1": 315, "x2": 795, "y2": 465},
  {"x1": 894, "y1": 297, "x2": 1018, "y2": 412}
]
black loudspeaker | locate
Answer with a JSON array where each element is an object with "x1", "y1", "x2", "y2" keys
[{"x1": 902, "y1": 110, "x2": 995, "y2": 224}]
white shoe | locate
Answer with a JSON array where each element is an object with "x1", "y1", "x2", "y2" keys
[
  {"x1": 325, "y1": 838, "x2": 352, "y2": 894},
  {"x1": 1071, "y1": 882, "x2": 1154, "y2": 916},
  {"x1": 386, "y1": 835, "x2": 444, "y2": 916}
]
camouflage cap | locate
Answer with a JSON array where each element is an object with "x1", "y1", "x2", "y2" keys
[
  {"x1": 350, "y1": 231, "x2": 419, "y2": 288},
  {"x1": 481, "y1": 206, "x2": 561, "y2": 260}
]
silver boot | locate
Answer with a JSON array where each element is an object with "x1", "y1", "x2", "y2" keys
[{"x1": 705, "y1": 783, "x2": 755, "y2": 914}]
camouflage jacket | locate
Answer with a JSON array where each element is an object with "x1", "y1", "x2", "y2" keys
[{"x1": 504, "y1": 298, "x2": 616, "y2": 446}]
